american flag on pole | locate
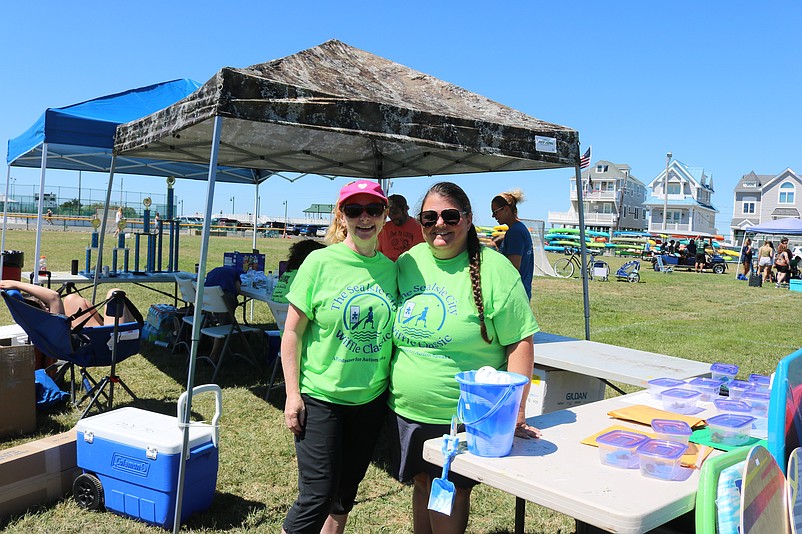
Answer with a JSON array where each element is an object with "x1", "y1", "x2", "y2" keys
[{"x1": 579, "y1": 146, "x2": 592, "y2": 169}]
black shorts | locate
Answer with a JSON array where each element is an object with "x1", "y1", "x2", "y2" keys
[
  {"x1": 777, "y1": 264, "x2": 790, "y2": 273},
  {"x1": 695, "y1": 252, "x2": 706, "y2": 262},
  {"x1": 386, "y1": 410, "x2": 478, "y2": 489}
]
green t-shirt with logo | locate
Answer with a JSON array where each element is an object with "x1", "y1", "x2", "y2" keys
[
  {"x1": 271, "y1": 270, "x2": 296, "y2": 303},
  {"x1": 389, "y1": 244, "x2": 539, "y2": 424},
  {"x1": 287, "y1": 243, "x2": 398, "y2": 405}
]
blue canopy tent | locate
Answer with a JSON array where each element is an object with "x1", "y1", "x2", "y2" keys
[
  {"x1": 746, "y1": 217, "x2": 802, "y2": 235},
  {"x1": 4, "y1": 79, "x2": 266, "y2": 292}
]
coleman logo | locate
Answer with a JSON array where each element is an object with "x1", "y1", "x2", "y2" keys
[{"x1": 112, "y1": 453, "x2": 150, "y2": 476}]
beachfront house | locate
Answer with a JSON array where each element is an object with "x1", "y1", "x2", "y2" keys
[
  {"x1": 730, "y1": 168, "x2": 802, "y2": 244},
  {"x1": 547, "y1": 160, "x2": 648, "y2": 232},
  {"x1": 645, "y1": 159, "x2": 717, "y2": 235}
]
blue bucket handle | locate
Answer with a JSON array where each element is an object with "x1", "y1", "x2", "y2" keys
[{"x1": 457, "y1": 382, "x2": 517, "y2": 426}]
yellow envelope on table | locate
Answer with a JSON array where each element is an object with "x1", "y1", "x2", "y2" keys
[
  {"x1": 607, "y1": 404, "x2": 706, "y2": 429},
  {"x1": 581, "y1": 424, "x2": 713, "y2": 468}
]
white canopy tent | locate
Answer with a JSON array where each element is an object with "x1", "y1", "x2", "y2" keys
[{"x1": 114, "y1": 39, "x2": 589, "y2": 531}]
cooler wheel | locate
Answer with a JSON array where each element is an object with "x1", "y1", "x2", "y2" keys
[{"x1": 73, "y1": 473, "x2": 104, "y2": 511}]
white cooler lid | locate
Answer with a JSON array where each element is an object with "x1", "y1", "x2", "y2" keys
[{"x1": 75, "y1": 407, "x2": 215, "y2": 454}]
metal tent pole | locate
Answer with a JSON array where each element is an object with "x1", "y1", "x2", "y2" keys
[
  {"x1": 173, "y1": 115, "x2": 223, "y2": 534},
  {"x1": 32, "y1": 144, "x2": 48, "y2": 285},
  {"x1": 574, "y1": 165, "x2": 591, "y2": 341},
  {"x1": 93, "y1": 156, "x2": 116, "y2": 304}
]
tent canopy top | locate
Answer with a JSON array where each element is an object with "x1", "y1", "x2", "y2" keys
[
  {"x1": 115, "y1": 40, "x2": 580, "y2": 179},
  {"x1": 746, "y1": 217, "x2": 802, "y2": 236},
  {"x1": 6, "y1": 78, "x2": 260, "y2": 184}
]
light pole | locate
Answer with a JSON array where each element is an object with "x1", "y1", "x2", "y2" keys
[
  {"x1": 179, "y1": 199, "x2": 184, "y2": 216},
  {"x1": 230, "y1": 196, "x2": 235, "y2": 215},
  {"x1": 77, "y1": 170, "x2": 82, "y2": 216},
  {"x1": 663, "y1": 152, "x2": 672, "y2": 231},
  {"x1": 283, "y1": 200, "x2": 288, "y2": 238}
]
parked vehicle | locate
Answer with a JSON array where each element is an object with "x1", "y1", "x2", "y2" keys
[
  {"x1": 651, "y1": 253, "x2": 728, "y2": 274},
  {"x1": 315, "y1": 226, "x2": 328, "y2": 237},
  {"x1": 298, "y1": 224, "x2": 326, "y2": 237}
]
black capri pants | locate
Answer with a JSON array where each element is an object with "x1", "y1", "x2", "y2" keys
[{"x1": 282, "y1": 391, "x2": 387, "y2": 533}]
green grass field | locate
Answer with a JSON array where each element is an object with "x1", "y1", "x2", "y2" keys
[{"x1": 1, "y1": 229, "x2": 799, "y2": 533}]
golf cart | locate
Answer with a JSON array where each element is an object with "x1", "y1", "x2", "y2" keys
[{"x1": 651, "y1": 252, "x2": 728, "y2": 274}]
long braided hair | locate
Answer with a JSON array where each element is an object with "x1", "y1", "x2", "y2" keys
[{"x1": 423, "y1": 182, "x2": 492, "y2": 344}]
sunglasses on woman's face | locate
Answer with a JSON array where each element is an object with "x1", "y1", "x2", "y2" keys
[
  {"x1": 341, "y1": 203, "x2": 386, "y2": 218},
  {"x1": 419, "y1": 208, "x2": 464, "y2": 228}
]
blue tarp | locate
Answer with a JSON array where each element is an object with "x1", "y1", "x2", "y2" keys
[{"x1": 7, "y1": 79, "x2": 258, "y2": 183}]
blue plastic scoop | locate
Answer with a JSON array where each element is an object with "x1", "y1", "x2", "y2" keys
[{"x1": 428, "y1": 416, "x2": 460, "y2": 515}]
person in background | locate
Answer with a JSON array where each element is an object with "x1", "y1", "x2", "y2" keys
[
  {"x1": 0, "y1": 279, "x2": 135, "y2": 326},
  {"x1": 694, "y1": 239, "x2": 709, "y2": 273},
  {"x1": 153, "y1": 211, "x2": 161, "y2": 233},
  {"x1": 281, "y1": 180, "x2": 397, "y2": 534},
  {"x1": 738, "y1": 238, "x2": 753, "y2": 281},
  {"x1": 758, "y1": 240, "x2": 774, "y2": 283},
  {"x1": 45, "y1": 208, "x2": 54, "y2": 225},
  {"x1": 388, "y1": 182, "x2": 540, "y2": 534},
  {"x1": 490, "y1": 189, "x2": 534, "y2": 300},
  {"x1": 203, "y1": 265, "x2": 241, "y2": 362},
  {"x1": 271, "y1": 239, "x2": 326, "y2": 303},
  {"x1": 774, "y1": 241, "x2": 791, "y2": 288},
  {"x1": 377, "y1": 194, "x2": 425, "y2": 261},
  {"x1": 113, "y1": 207, "x2": 124, "y2": 237}
]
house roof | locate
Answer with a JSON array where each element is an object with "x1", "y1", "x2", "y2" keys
[{"x1": 644, "y1": 195, "x2": 719, "y2": 212}]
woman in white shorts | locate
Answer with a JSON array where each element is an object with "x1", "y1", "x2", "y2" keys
[{"x1": 758, "y1": 240, "x2": 774, "y2": 282}]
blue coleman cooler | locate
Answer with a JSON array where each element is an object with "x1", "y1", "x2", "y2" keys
[{"x1": 73, "y1": 384, "x2": 222, "y2": 529}]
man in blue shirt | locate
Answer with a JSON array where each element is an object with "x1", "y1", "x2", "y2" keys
[{"x1": 204, "y1": 266, "x2": 241, "y2": 361}]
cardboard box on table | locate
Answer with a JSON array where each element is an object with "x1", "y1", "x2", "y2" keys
[
  {"x1": 0, "y1": 345, "x2": 36, "y2": 438},
  {"x1": 524, "y1": 365, "x2": 607, "y2": 417},
  {"x1": 0, "y1": 431, "x2": 79, "y2": 517}
]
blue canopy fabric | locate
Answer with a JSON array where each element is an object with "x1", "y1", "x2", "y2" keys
[
  {"x1": 7, "y1": 79, "x2": 257, "y2": 183},
  {"x1": 746, "y1": 217, "x2": 802, "y2": 236}
]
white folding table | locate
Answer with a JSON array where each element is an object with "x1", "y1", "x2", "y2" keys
[{"x1": 423, "y1": 391, "x2": 722, "y2": 534}]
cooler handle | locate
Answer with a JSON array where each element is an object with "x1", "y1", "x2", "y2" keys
[{"x1": 177, "y1": 384, "x2": 223, "y2": 448}]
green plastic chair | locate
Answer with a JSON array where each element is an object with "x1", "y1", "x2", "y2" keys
[{"x1": 695, "y1": 446, "x2": 751, "y2": 534}]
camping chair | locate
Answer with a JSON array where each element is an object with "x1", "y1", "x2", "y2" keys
[
  {"x1": 1, "y1": 286, "x2": 143, "y2": 419},
  {"x1": 695, "y1": 447, "x2": 750, "y2": 534},
  {"x1": 264, "y1": 298, "x2": 289, "y2": 401},
  {"x1": 615, "y1": 260, "x2": 641, "y2": 283},
  {"x1": 197, "y1": 285, "x2": 261, "y2": 383},
  {"x1": 654, "y1": 255, "x2": 674, "y2": 273}
]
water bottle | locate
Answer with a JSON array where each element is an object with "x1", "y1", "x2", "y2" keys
[
  {"x1": 38, "y1": 255, "x2": 47, "y2": 273},
  {"x1": 266, "y1": 270, "x2": 275, "y2": 294}
]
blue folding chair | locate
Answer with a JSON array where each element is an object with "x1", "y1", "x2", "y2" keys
[
  {"x1": 1, "y1": 286, "x2": 144, "y2": 418},
  {"x1": 768, "y1": 347, "x2": 802, "y2": 473}
]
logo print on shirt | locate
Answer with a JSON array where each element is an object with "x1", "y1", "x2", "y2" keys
[{"x1": 395, "y1": 292, "x2": 448, "y2": 341}]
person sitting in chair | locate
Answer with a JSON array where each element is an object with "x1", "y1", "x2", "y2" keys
[
  {"x1": 271, "y1": 240, "x2": 326, "y2": 304},
  {"x1": 203, "y1": 265, "x2": 242, "y2": 362},
  {"x1": 0, "y1": 280, "x2": 135, "y2": 327}
]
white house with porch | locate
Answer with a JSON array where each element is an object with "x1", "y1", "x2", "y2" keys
[
  {"x1": 547, "y1": 160, "x2": 648, "y2": 232},
  {"x1": 645, "y1": 159, "x2": 718, "y2": 235},
  {"x1": 730, "y1": 168, "x2": 802, "y2": 244}
]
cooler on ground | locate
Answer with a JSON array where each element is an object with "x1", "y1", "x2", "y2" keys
[{"x1": 74, "y1": 384, "x2": 221, "y2": 529}]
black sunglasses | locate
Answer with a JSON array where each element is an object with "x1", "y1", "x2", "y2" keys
[
  {"x1": 419, "y1": 209, "x2": 465, "y2": 228},
  {"x1": 491, "y1": 204, "x2": 507, "y2": 216},
  {"x1": 341, "y1": 203, "x2": 386, "y2": 218}
]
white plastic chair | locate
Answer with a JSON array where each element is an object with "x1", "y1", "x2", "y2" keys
[
  {"x1": 172, "y1": 273, "x2": 199, "y2": 353},
  {"x1": 199, "y1": 286, "x2": 261, "y2": 383},
  {"x1": 265, "y1": 299, "x2": 289, "y2": 401}
]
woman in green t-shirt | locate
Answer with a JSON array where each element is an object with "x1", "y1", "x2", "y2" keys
[
  {"x1": 281, "y1": 180, "x2": 397, "y2": 534},
  {"x1": 387, "y1": 182, "x2": 541, "y2": 533},
  {"x1": 271, "y1": 239, "x2": 325, "y2": 303}
]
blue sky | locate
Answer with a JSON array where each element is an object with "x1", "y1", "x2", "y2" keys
[{"x1": 2, "y1": 1, "x2": 801, "y2": 233}]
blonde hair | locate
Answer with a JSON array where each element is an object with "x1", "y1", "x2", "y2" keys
[
  {"x1": 493, "y1": 188, "x2": 525, "y2": 215},
  {"x1": 324, "y1": 205, "x2": 347, "y2": 244}
]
